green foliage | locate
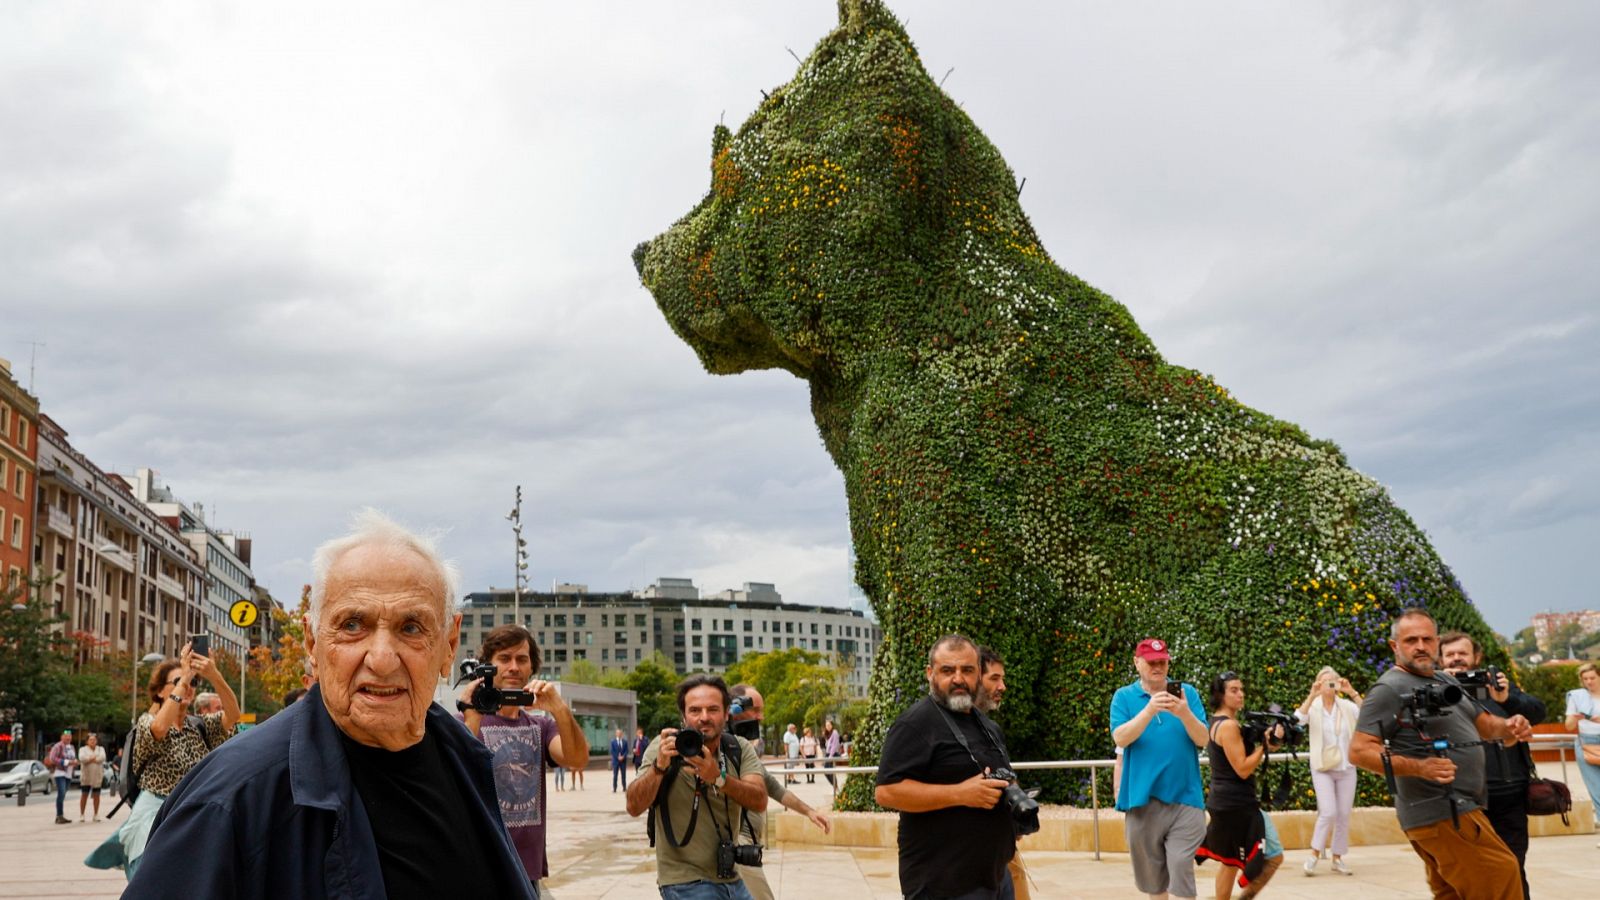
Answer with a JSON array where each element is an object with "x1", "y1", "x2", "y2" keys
[
  {"x1": 605, "y1": 656, "x2": 681, "y2": 735},
  {"x1": 637, "y1": 0, "x2": 1504, "y2": 809},
  {"x1": 0, "y1": 575, "x2": 77, "y2": 731},
  {"x1": 724, "y1": 647, "x2": 849, "y2": 746},
  {"x1": 63, "y1": 669, "x2": 126, "y2": 732},
  {"x1": 1515, "y1": 663, "x2": 1581, "y2": 717},
  {"x1": 564, "y1": 658, "x2": 603, "y2": 685}
]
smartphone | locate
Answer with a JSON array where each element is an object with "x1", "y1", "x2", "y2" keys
[
  {"x1": 189, "y1": 633, "x2": 210, "y2": 658},
  {"x1": 1165, "y1": 679, "x2": 1182, "y2": 698}
]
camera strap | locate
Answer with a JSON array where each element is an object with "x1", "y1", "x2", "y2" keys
[
  {"x1": 648, "y1": 764, "x2": 702, "y2": 849},
  {"x1": 933, "y1": 702, "x2": 1005, "y2": 772}
]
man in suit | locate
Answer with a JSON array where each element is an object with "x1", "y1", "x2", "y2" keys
[{"x1": 610, "y1": 729, "x2": 630, "y2": 792}]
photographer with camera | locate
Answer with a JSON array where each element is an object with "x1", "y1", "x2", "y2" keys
[
  {"x1": 456, "y1": 624, "x2": 590, "y2": 898},
  {"x1": 1111, "y1": 637, "x2": 1209, "y2": 900},
  {"x1": 726, "y1": 683, "x2": 832, "y2": 900},
  {"x1": 876, "y1": 635, "x2": 1031, "y2": 900},
  {"x1": 1349, "y1": 609, "x2": 1531, "y2": 900},
  {"x1": 1196, "y1": 672, "x2": 1285, "y2": 900},
  {"x1": 1292, "y1": 666, "x2": 1361, "y2": 877},
  {"x1": 1439, "y1": 631, "x2": 1545, "y2": 899},
  {"x1": 627, "y1": 674, "x2": 767, "y2": 900}
]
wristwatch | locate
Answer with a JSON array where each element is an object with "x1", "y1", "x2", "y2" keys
[{"x1": 713, "y1": 772, "x2": 727, "y2": 790}]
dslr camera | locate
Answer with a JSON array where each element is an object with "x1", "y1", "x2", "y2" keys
[
  {"x1": 988, "y1": 767, "x2": 1041, "y2": 836},
  {"x1": 716, "y1": 839, "x2": 763, "y2": 878},
  {"x1": 457, "y1": 659, "x2": 537, "y2": 714},
  {"x1": 672, "y1": 726, "x2": 705, "y2": 764},
  {"x1": 1241, "y1": 710, "x2": 1304, "y2": 749}
]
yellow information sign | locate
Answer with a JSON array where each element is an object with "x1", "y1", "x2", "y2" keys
[{"x1": 229, "y1": 599, "x2": 260, "y2": 628}]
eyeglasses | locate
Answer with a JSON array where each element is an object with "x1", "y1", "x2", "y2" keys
[{"x1": 166, "y1": 676, "x2": 201, "y2": 688}]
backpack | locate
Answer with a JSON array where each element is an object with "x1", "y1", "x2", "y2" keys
[
  {"x1": 646, "y1": 732, "x2": 755, "y2": 848},
  {"x1": 110, "y1": 714, "x2": 203, "y2": 817}
]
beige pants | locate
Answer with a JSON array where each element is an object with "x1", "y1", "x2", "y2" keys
[
  {"x1": 739, "y1": 863, "x2": 774, "y2": 900},
  {"x1": 1007, "y1": 852, "x2": 1031, "y2": 900}
]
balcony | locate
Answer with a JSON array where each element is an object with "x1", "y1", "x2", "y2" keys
[
  {"x1": 44, "y1": 506, "x2": 73, "y2": 538},
  {"x1": 156, "y1": 572, "x2": 185, "y2": 599},
  {"x1": 98, "y1": 543, "x2": 135, "y2": 572}
]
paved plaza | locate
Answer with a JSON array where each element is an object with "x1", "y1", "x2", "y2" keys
[{"x1": 1, "y1": 768, "x2": 1594, "y2": 899}]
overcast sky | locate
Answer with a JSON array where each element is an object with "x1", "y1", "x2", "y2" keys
[{"x1": 5, "y1": 2, "x2": 1595, "y2": 637}]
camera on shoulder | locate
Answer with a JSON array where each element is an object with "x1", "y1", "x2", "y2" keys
[
  {"x1": 1241, "y1": 710, "x2": 1305, "y2": 749},
  {"x1": 1405, "y1": 682, "x2": 1463, "y2": 717}
]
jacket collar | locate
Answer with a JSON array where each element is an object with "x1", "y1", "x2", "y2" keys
[{"x1": 288, "y1": 684, "x2": 351, "y2": 811}]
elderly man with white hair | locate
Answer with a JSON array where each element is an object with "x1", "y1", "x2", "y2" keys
[{"x1": 126, "y1": 510, "x2": 536, "y2": 899}]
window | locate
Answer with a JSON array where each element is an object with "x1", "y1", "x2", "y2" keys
[
  {"x1": 744, "y1": 636, "x2": 753, "y2": 648},
  {"x1": 826, "y1": 639, "x2": 833, "y2": 651},
  {"x1": 573, "y1": 614, "x2": 586, "y2": 627},
  {"x1": 709, "y1": 635, "x2": 737, "y2": 666},
  {"x1": 600, "y1": 614, "x2": 609, "y2": 627},
  {"x1": 544, "y1": 614, "x2": 552, "y2": 626},
  {"x1": 601, "y1": 648, "x2": 609, "y2": 661},
  {"x1": 0, "y1": 405, "x2": 8, "y2": 434},
  {"x1": 537, "y1": 631, "x2": 547, "y2": 645},
  {"x1": 574, "y1": 649, "x2": 586, "y2": 660},
  {"x1": 502, "y1": 614, "x2": 513, "y2": 625},
  {"x1": 584, "y1": 632, "x2": 593, "y2": 645},
  {"x1": 691, "y1": 618, "x2": 701, "y2": 630},
  {"x1": 554, "y1": 632, "x2": 567, "y2": 645},
  {"x1": 640, "y1": 631, "x2": 647, "y2": 643},
  {"x1": 552, "y1": 649, "x2": 567, "y2": 662},
  {"x1": 635, "y1": 648, "x2": 643, "y2": 661},
  {"x1": 673, "y1": 619, "x2": 683, "y2": 632},
  {"x1": 634, "y1": 614, "x2": 647, "y2": 627},
  {"x1": 9, "y1": 515, "x2": 19, "y2": 549},
  {"x1": 692, "y1": 652, "x2": 703, "y2": 665},
  {"x1": 18, "y1": 419, "x2": 27, "y2": 447},
  {"x1": 554, "y1": 614, "x2": 567, "y2": 627},
  {"x1": 785, "y1": 622, "x2": 794, "y2": 634},
  {"x1": 615, "y1": 631, "x2": 627, "y2": 644},
  {"x1": 0, "y1": 460, "x2": 6, "y2": 488},
  {"x1": 692, "y1": 635, "x2": 703, "y2": 647},
  {"x1": 810, "y1": 623, "x2": 818, "y2": 635},
  {"x1": 723, "y1": 619, "x2": 733, "y2": 631},
  {"x1": 825, "y1": 624, "x2": 833, "y2": 636},
  {"x1": 743, "y1": 620, "x2": 753, "y2": 632}
]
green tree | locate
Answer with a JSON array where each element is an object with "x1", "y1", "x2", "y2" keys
[
  {"x1": 63, "y1": 668, "x2": 126, "y2": 732},
  {"x1": 564, "y1": 658, "x2": 602, "y2": 685},
  {"x1": 607, "y1": 656, "x2": 681, "y2": 735},
  {"x1": 0, "y1": 575, "x2": 76, "y2": 734}
]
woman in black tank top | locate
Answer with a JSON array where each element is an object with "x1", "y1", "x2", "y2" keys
[{"x1": 1196, "y1": 673, "x2": 1284, "y2": 899}]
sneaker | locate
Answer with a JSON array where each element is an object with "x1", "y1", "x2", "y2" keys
[
  {"x1": 1302, "y1": 855, "x2": 1318, "y2": 876},
  {"x1": 54, "y1": 816, "x2": 69, "y2": 825},
  {"x1": 1332, "y1": 859, "x2": 1353, "y2": 876}
]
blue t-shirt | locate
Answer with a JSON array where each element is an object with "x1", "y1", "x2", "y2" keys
[{"x1": 1110, "y1": 679, "x2": 1205, "y2": 811}]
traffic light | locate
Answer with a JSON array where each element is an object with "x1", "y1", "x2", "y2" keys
[{"x1": 8, "y1": 723, "x2": 19, "y2": 741}]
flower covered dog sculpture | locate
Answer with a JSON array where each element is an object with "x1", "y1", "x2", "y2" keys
[{"x1": 633, "y1": 0, "x2": 1499, "y2": 805}]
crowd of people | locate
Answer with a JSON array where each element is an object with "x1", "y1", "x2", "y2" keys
[{"x1": 31, "y1": 510, "x2": 1588, "y2": 900}]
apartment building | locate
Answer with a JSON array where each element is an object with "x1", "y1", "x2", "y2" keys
[
  {"x1": 31, "y1": 416, "x2": 207, "y2": 661},
  {"x1": 457, "y1": 578, "x2": 880, "y2": 698},
  {"x1": 0, "y1": 360, "x2": 39, "y2": 587}
]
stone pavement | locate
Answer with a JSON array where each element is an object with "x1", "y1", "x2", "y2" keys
[{"x1": 3, "y1": 767, "x2": 1595, "y2": 898}]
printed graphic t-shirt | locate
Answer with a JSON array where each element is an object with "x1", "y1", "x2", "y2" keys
[{"x1": 464, "y1": 711, "x2": 559, "y2": 880}]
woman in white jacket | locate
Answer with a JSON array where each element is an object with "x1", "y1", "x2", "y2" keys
[{"x1": 1293, "y1": 666, "x2": 1362, "y2": 876}]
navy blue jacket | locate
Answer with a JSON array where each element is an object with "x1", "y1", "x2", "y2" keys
[{"x1": 125, "y1": 684, "x2": 535, "y2": 899}]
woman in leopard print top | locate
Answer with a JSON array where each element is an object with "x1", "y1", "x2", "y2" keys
[{"x1": 86, "y1": 642, "x2": 239, "y2": 879}]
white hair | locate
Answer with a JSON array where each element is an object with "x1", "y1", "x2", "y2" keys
[
  {"x1": 308, "y1": 508, "x2": 462, "y2": 625},
  {"x1": 1316, "y1": 666, "x2": 1339, "y2": 683}
]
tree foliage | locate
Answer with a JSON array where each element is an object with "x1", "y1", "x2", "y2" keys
[
  {"x1": 602, "y1": 654, "x2": 681, "y2": 735},
  {"x1": 723, "y1": 648, "x2": 848, "y2": 748},
  {"x1": 636, "y1": 0, "x2": 1507, "y2": 809}
]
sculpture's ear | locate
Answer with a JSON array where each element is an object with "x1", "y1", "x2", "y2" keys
[{"x1": 711, "y1": 124, "x2": 732, "y2": 161}]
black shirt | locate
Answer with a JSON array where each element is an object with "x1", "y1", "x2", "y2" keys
[
  {"x1": 875, "y1": 696, "x2": 1016, "y2": 899},
  {"x1": 1476, "y1": 686, "x2": 1546, "y2": 791},
  {"x1": 342, "y1": 727, "x2": 510, "y2": 898},
  {"x1": 1205, "y1": 716, "x2": 1257, "y2": 811}
]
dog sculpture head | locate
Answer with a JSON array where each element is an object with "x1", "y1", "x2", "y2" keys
[{"x1": 634, "y1": 0, "x2": 1045, "y2": 382}]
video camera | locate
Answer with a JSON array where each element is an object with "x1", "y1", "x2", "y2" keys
[
  {"x1": 1404, "y1": 681, "x2": 1463, "y2": 719},
  {"x1": 457, "y1": 658, "x2": 537, "y2": 713},
  {"x1": 1241, "y1": 710, "x2": 1304, "y2": 749},
  {"x1": 1452, "y1": 667, "x2": 1502, "y2": 699}
]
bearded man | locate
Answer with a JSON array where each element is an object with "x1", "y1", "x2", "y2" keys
[{"x1": 875, "y1": 635, "x2": 1019, "y2": 900}]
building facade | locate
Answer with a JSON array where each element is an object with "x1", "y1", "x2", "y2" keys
[
  {"x1": 31, "y1": 416, "x2": 207, "y2": 662},
  {"x1": 1532, "y1": 609, "x2": 1600, "y2": 652},
  {"x1": 457, "y1": 578, "x2": 881, "y2": 698},
  {"x1": 132, "y1": 468, "x2": 256, "y2": 661},
  {"x1": 0, "y1": 360, "x2": 40, "y2": 588}
]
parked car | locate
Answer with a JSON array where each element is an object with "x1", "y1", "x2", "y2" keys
[{"x1": 0, "y1": 760, "x2": 53, "y2": 798}]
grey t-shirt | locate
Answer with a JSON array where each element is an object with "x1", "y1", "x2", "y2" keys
[{"x1": 1356, "y1": 666, "x2": 1488, "y2": 830}]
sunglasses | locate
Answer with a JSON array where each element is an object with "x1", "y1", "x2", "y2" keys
[{"x1": 167, "y1": 675, "x2": 201, "y2": 688}]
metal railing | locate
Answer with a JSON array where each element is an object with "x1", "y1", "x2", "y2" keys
[{"x1": 763, "y1": 733, "x2": 1584, "y2": 861}]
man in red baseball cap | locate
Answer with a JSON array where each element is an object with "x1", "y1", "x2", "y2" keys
[{"x1": 1111, "y1": 637, "x2": 1209, "y2": 900}]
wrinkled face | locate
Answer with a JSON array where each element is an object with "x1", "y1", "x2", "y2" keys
[
  {"x1": 682, "y1": 685, "x2": 728, "y2": 741},
  {"x1": 1389, "y1": 616, "x2": 1439, "y2": 676},
  {"x1": 306, "y1": 543, "x2": 460, "y2": 751},
  {"x1": 1134, "y1": 655, "x2": 1170, "y2": 686},
  {"x1": 489, "y1": 640, "x2": 534, "y2": 690},
  {"x1": 979, "y1": 663, "x2": 1007, "y2": 711},
  {"x1": 926, "y1": 643, "x2": 979, "y2": 712},
  {"x1": 1439, "y1": 638, "x2": 1476, "y2": 673}
]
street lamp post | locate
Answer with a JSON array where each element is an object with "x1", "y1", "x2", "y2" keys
[
  {"x1": 507, "y1": 486, "x2": 530, "y2": 623},
  {"x1": 131, "y1": 652, "x2": 165, "y2": 726}
]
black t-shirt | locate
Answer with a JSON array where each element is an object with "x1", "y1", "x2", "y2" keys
[
  {"x1": 875, "y1": 696, "x2": 1016, "y2": 899},
  {"x1": 342, "y1": 728, "x2": 509, "y2": 898}
]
